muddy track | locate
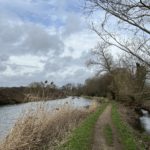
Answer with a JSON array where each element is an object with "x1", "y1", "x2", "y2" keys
[{"x1": 92, "y1": 104, "x2": 123, "y2": 150}]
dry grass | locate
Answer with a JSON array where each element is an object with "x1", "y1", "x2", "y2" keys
[{"x1": 0, "y1": 102, "x2": 97, "y2": 150}]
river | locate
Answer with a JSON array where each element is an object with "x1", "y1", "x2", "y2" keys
[
  {"x1": 0, "y1": 97, "x2": 92, "y2": 140},
  {"x1": 140, "y1": 109, "x2": 150, "y2": 134}
]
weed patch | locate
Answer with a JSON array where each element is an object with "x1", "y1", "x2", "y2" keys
[{"x1": 103, "y1": 124, "x2": 113, "y2": 146}]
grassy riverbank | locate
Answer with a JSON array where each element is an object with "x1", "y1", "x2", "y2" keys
[
  {"x1": 112, "y1": 103, "x2": 145, "y2": 150},
  {"x1": 118, "y1": 103, "x2": 150, "y2": 149},
  {"x1": 59, "y1": 103, "x2": 107, "y2": 150}
]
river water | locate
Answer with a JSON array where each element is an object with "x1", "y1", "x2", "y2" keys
[
  {"x1": 140, "y1": 109, "x2": 150, "y2": 134},
  {"x1": 0, "y1": 97, "x2": 92, "y2": 140}
]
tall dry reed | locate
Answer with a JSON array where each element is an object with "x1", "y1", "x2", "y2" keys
[{"x1": 0, "y1": 102, "x2": 97, "y2": 150}]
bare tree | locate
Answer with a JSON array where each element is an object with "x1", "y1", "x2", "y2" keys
[
  {"x1": 87, "y1": 41, "x2": 123, "y2": 99},
  {"x1": 85, "y1": 0, "x2": 150, "y2": 34},
  {"x1": 87, "y1": 42, "x2": 114, "y2": 74},
  {"x1": 87, "y1": 40, "x2": 148, "y2": 101},
  {"x1": 91, "y1": 24, "x2": 150, "y2": 67},
  {"x1": 85, "y1": 0, "x2": 150, "y2": 68}
]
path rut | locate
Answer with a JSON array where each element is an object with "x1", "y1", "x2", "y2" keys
[{"x1": 92, "y1": 104, "x2": 122, "y2": 150}]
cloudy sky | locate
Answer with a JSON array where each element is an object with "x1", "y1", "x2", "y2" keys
[{"x1": 0, "y1": 0, "x2": 99, "y2": 87}]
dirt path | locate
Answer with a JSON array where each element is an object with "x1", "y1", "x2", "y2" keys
[{"x1": 92, "y1": 104, "x2": 122, "y2": 150}]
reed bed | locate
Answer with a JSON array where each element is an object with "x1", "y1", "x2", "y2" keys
[{"x1": 0, "y1": 101, "x2": 98, "y2": 150}]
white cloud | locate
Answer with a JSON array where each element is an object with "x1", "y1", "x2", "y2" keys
[
  {"x1": 0, "y1": 0, "x2": 98, "y2": 86},
  {"x1": 63, "y1": 29, "x2": 99, "y2": 58}
]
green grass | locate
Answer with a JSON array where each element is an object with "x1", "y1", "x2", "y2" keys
[
  {"x1": 141, "y1": 134, "x2": 150, "y2": 143},
  {"x1": 82, "y1": 96, "x2": 93, "y2": 100},
  {"x1": 141, "y1": 134, "x2": 150, "y2": 149},
  {"x1": 59, "y1": 103, "x2": 108, "y2": 150},
  {"x1": 112, "y1": 103, "x2": 144, "y2": 150},
  {"x1": 103, "y1": 124, "x2": 113, "y2": 146}
]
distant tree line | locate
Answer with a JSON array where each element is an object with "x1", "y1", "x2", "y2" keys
[
  {"x1": 25, "y1": 81, "x2": 65, "y2": 101},
  {"x1": 0, "y1": 81, "x2": 66, "y2": 105}
]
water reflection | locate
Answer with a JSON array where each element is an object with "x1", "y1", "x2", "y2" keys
[{"x1": 140, "y1": 109, "x2": 150, "y2": 134}]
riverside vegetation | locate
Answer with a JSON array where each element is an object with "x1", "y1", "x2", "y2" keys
[{"x1": 0, "y1": 100, "x2": 98, "y2": 150}]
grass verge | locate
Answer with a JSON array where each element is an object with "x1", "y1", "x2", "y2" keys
[
  {"x1": 59, "y1": 103, "x2": 108, "y2": 150},
  {"x1": 103, "y1": 124, "x2": 113, "y2": 146},
  {"x1": 112, "y1": 103, "x2": 144, "y2": 150}
]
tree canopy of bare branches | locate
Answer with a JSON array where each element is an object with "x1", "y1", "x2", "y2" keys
[
  {"x1": 85, "y1": 0, "x2": 150, "y2": 68},
  {"x1": 85, "y1": 0, "x2": 150, "y2": 34},
  {"x1": 87, "y1": 42, "x2": 114, "y2": 73}
]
